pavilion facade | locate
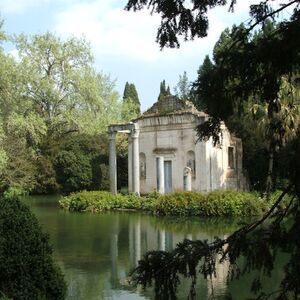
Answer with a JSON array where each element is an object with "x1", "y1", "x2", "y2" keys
[{"x1": 108, "y1": 96, "x2": 247, "y2": 195}]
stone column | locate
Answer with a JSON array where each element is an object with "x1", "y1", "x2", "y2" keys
[
  {"x1": 131, "y1": 124, "x2": 140, "y2": 196},
  {"x1": 128, "y1": 135, "x2": 132, "y2": 193},
  {"x1": 109, "y1": 131, "x2": 117, "y2": 194},
  {"x1": 157, "y1": 156, "x2": 165, "y2": 194}
]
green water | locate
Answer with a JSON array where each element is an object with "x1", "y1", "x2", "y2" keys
[{"x1": 24, "y1": 195, "x2": 285, "y2": 300}]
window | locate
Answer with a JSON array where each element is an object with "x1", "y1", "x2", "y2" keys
[{"x1": 228, "y1": 147, "x2": 234, "y2": 169}]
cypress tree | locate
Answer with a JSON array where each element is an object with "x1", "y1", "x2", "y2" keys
[
  {"x1": 122, "y1": 82, "x2": 141, "y2": 116},
  {"x1": 158, "y1": 80, "x2": 171, "y2": 101},
  {"x1": 123, "y1": 81, "x2": 131, "y2": 100}
]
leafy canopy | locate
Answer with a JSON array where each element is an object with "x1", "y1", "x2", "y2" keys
[{"x1": 0, "y1": 27, "x2": 137, "y2": 194}]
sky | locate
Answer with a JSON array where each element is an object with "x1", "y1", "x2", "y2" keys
[{"x1": 0, "y1": 0, "x2": 285, "y2": 111}]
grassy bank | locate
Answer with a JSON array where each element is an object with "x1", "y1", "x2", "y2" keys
[{"x1": 59, "y1": 190, "x2": 273, "y2": 217}]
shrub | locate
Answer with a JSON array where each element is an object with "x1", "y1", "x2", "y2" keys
[
  {"x1": 60, "y1": 190, "x2": 143, "y2": 212},
  {"x1": 0, "y1": 196, "x2": 67, "y2": 299},
  {"x1": 155, "y1": 190, "x2": 263, "y2": 217},
  {"x1": 60, "y1": 190, "x2": 265, "y2": 217}
]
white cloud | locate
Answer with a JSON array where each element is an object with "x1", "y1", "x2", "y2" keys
[
  {"x1": 54, "y1": 0, "x2": 164, "y2": 62},
  {"x1": 52, "y1": 0, "x2": 291, "y2": 109},
  {"x1": 53, "y1": 0, "x2": 264, "y2": 65},
  {"x1": 52, "y1": 0, "x2": 255, "y2": 109},
  {"x1": 0, "y1": 0, "x2": 48, "y2": 14}
]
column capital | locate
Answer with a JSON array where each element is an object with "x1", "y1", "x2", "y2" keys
[
  {"x1": 131, "y1": 123, "x2": 140, "y2": 139},
  {"x1": 108, "y1": 130, "x2": 116, "y2": 140},
  {"x1": 131, "y1": 128, "x2": 140, "y2": 139}
]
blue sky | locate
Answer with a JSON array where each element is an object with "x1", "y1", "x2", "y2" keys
[{"x1": 0, "y1": 0, "x2": 284, "y2": 111}]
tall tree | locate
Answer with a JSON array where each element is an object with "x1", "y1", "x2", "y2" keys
[
  {"x1": 174, "y1": 71, "x2": 191, "y2": 101},
  {"x1": 196, "y1": 21, "x2": 300, "y2": 194},
  {"x1": 126, "y1": 1, "x2": 300, "y2": 299},
  {"x1": 15, "y1": 32, "x2": 94, "y2": 137},
  {"x1": 158, "y1": 79, "x2": 171, "y2": 101},
  {"x1": 123, "y1": 81, "x2": 141, "y2": 116},
  {"x1": 0, "y1": 30, "x2": 137, "y2": 193}
]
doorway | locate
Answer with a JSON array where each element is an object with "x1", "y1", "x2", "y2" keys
[{"x1": 164, "y1": 160, "x2": 172, "y2": 193}]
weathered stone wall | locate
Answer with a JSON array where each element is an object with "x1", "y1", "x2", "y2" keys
[
  {"x1": 138, "y1": 114, "x2": 199, "y2": 193},
  {"x1": 137, "y1": 113, "x2": 247, "y2": 193}
]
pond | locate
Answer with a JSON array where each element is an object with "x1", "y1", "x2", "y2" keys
[{"x1": 24, "y1": 195, "x2": 284, "y2": 300}]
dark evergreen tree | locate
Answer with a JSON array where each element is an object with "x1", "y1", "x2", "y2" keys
[
  {"x1": 123, "y1": 81, "x2": 141, "y2": 116},
  {"x1": 158, "y1": 79, "x2": 171, "y2": 101},
  {"x1": 193, "y1": 21, "x2": 300, "y2": 193},
  {"x1": 191, "y1": 55, "x2": 220, "y2": 112},
  {"x1": 0, "y1": 196, "x2": 67, "y2": 299},
  {"x1": 123, "y1": 82, "x2": 130, "y2": 100}
]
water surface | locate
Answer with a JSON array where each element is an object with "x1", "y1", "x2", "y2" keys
[{"x1": 24, "y1": 195, "x2": 284, "y2": 300}]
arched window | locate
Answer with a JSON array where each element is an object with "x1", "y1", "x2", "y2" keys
[
  {"x1": 186, "y1": 150, "x2": 196, "y2": 178},
  {"x1": 140, "y1": 153, "x2": 146, "y2": 179}
]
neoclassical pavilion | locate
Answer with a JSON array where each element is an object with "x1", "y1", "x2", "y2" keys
[{"x1": 108, "y1": 96, "x2": 247, "y2": 195}]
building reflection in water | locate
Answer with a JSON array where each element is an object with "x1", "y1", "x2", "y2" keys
[
  {"x1": 116, "y1": 215, "x2": 230, "y2": 299},
  {"x1": 26, "y1": 196, "x2": 287, "y2": 300},
  {"x1": 30, "y1": 197, "x2": 233, "y2": 300}
]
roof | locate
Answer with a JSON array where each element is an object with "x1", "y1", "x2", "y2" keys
[{"x1": 135, "y1": 95, "x2": 207, "y2": 120}]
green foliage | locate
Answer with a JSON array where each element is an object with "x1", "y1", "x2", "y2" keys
[
  {"x1": 34, "y1": 155, "x2": 59, "y2": 194},
  {"x1": 0, "y1": 196, "x2": 66, "y2": 299},
  {"x1": 60, "y1": 190, "x2": 142, "y2": 212},
  {"x1": 53, "y1": 134, "x2": 105, "y2": 194},
  {"x1": 126, "y1": 0, "x2": 234, "y2": 48},
  {"x1": 54, "y1": 150, "x2": 92, "y2": 193},
  {"x1": 192, "y1": 54, "x2": 230, "y2": 118},
  {"x1": 0, "y1": 136, "x2": 37, "y2": 193},
  {"x1": 158, "y1": 80, "x2": 171, "y2": 101},
  {"x1": 99, "y1": 163, "x2": 110, "y2": 191},
  {"x1": 155, "y1": 191, "x2": 264, "y2": 217},
  {"x1": 0, "y1": 291, "x2": 11, "y2": 300},
  {"x1": 173, "y1": 71, "x2": 191, "y2": 101},
  {"x1": 123, "y1": 81, "x2": 141, "y2": 116},
  {"x1": 60, "y1": 190, "x2": 265, "y2": 217},
  {"x1": 0, "y1": 28, "x2": 135, "y2": 194},
  {"x1": 192, "y1": 21, "x2": 300, "y2": 191},
  {"x1": 3, "y1": 186, "x2": 28, "y2": 199},
  {"x1": 13, "y1": 32, "x2": 125, "y2": 138}
]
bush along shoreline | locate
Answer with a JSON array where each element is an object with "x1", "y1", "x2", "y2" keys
[{"x1": 58, "y1": 190, "x2": 288, "y2": 217}]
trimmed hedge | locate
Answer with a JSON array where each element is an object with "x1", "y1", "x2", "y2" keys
[{"x1": 60, "y1": 190, "x2": 267, "y2": 217}]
